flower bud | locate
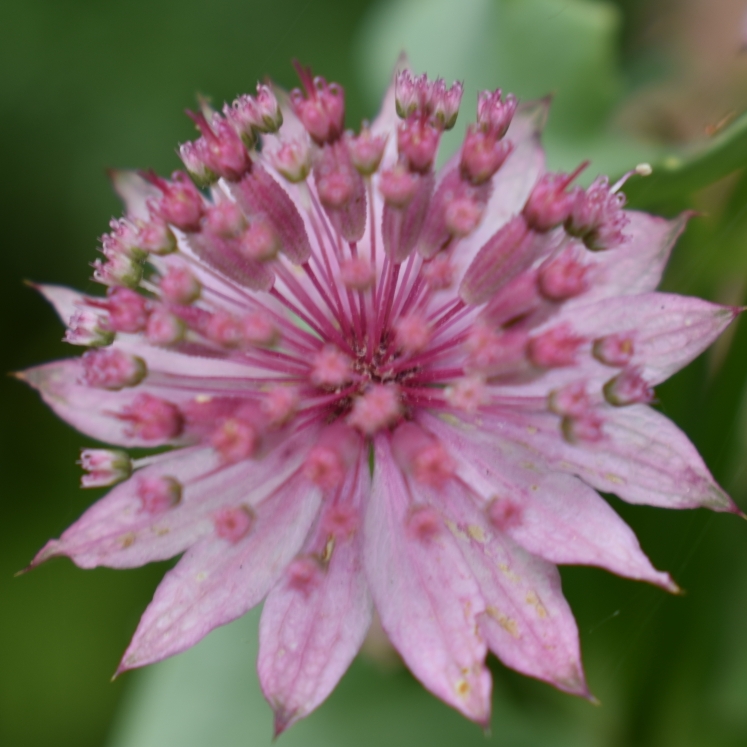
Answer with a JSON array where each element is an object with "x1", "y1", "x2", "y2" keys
[{"x1": 79, "y1": 448, "x2": 132, "y2": 488}]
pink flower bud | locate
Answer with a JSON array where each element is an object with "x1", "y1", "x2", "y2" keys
[
  {"x1": 430, "y1": 78, "x2": 464, "y2": 131},
  {"x1": 286, "y1": 556, "x2": 324, "y2": 594},
  {"x1": 158, "y1": 266, "x2": 201, "y2": 305},
  {"x1": 523, "y1": 172, "x2": 580, "y2": 233},
  {"x1": 237, "y1": 219, "x2": 280, "y2": 262},
  {"x1": 211, "y1": 417, "x2": 259, "y2": 463},
  {"x1": 205, "y1": 201, "x2": 246, "y2": 238},
  {"x1": 444, "y1": 375, "x2": 488, "y2": 414},
  {"x1": 528, "y1": 325, "x2": 584, "y2": 368},
  {"x1": 260, "y1": 385, "x2": 299, "y2": 427},
  {"x1": 398, "y1": 118, "x2": 440, "y2": 173},
  {"x1": 242, "y1": 313, "x2": 280, "y2": 348},
  {"x1": 146, "y1": 308, "x2": 186, "y2": 346},
  {"x1": 487, "y1": 496, "x2": 523, "y2": 531},
  {"x1": 138, "y1": 475, "x2": 182, "y2": 514},
  {"x1": 213, "y1": 505, "x2": 255, "y2": 542},
  {"x1": 347, "y1": 127, "x2": 387, "y2": 175},
  {"x1": 81, "y1": 348, "x2": 146, "y2": 390},
  {"x1": 347, "y1": 384, "x2": 402, "y2": 435},
  {"x1": 205, "y1": 310, "x2": 245, "y2": 348},
  {"x1": 394, "y1": 313, "x2": 432, "y2": 354},
  {"x1": 99, "y1": 288, "x2": 149, "y2": 333},
  {"x1": 465, "y1": 324, "x2": 528, "y2": 377},
  {"x1": 444, "y1": 194, "x2": 485, "y2": 237},
  {"x1": 146, "y1": 171, "x2": 205, "y2": 232},
  {"x1": 79, "y1": 448, "x2": 132, "y2": 488},
  {"x1": 593, "y1": 333, "x2": 635, "y2": 367},
  {"x1": 561, "y1": 413, "x2": 604, "y2": 444},
  {"x1": 310, "y1": 346, "x2": 352, "y2": 388},
  {"x1": 566, "y1": 176, "x2": 629, "y2": 250},
  {"x1": 290, "y1": 64, "x2": 345, "y2": 145},
  {"x1": 395, "y1": 70, "x2": 429, "y2": 119},
  {"x1": 224, "y1": 85, "x2": 282, "y2": 144},
  {"x1": 135, "y1": 216, "x2": 176, "y2": 255},
  {"x1": 92, "y1": 249, "x2": 143, "y2": 289},
  {"x1": 460, "y1": 126, "x2": 513, "y2": 184},
  {"x1": 303, "y1": 424, "x2": 360, "y2": 489},
  {"x1": 64, "y1": 307, "x2": 114, "y2": 347},
  {"x1": 392, "y1": 422, "x2": 455, "y2": 487},
  {"x1": 378, "y1": 164, "x2": 420, "y2": 207},
  {"x1": 184, "y1": 110, "x2": 252, "y2": 182},
  {"x1": 119, "y1": 393, "x2": 184, "y2": 441},
  {"x1": 267, "y1": 137, "x2": 312, "y2": 183},
  {"x1": 406, "y1": 505, "x2": 443, "y2": 542},
  {"x1": 422, "y1": 255, "x2": 456, "y2": 291},
  {"x1": 477, "y1": 89, "x2": 517, "y2": 138},
  {"x1": 538, "y1": 248, "x2": 589, "y2": 301},
  {"x1": 603, "y1": 367, "x2": 654, "y2": 406},
  {"x1": 340, "y1": 258, "x2": 375, "y2": 291},
  {"x1": 548, "y1": 381, "x2": 591, "y2": 417}
]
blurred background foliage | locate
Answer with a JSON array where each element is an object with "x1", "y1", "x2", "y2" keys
[{"x1": 4, "y1": 0, "x2": 747, "y2": 745}]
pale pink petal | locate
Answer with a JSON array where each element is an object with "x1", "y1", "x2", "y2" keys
[
  {"x1": 421, "y1": 412, "x2": 675, "y2": 589},
  {"x1": 433, "y1": 480, "x2": 589, "y2": 697},
  {"x1": 484, "y1": 405, "x2": 736, "y2": 511},
  {"x1": 33, "y1": 428, "x2": 311, "y2": 569},
  {"x1": 364, "y1": 436, "x2": 492, "y2": 724},
  {"x1": 20, "y1": 359, "x2": 199, "y2": 447},
  {"x1": 109, "y1": 169, "x2": 160, "y2": 219},
  {"x1": 258, "y1": 456, "x2": 372, "y2": 734},
  {"x1": 555, "y1": 293, "x2": 738, "y2": 384},
  {"x1": 118, "y1": 470, "x2": 321, "y2": 672},
  {"x1": 577, "y1": 211, "x2": 690, "y2": 303},
  {"x1": 34, "y1": 283, "x2": 83, "y2": 327}
]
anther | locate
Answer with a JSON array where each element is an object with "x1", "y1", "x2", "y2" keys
[{"x1": 137, "y1": 475, "x2": 182, "y2": 514}]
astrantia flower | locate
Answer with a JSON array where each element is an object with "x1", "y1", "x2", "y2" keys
[{"x1": 21, "y1": 61, "x2": 741, "y2": 731}]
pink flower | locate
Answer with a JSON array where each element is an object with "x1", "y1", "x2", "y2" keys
[{"x1": 20, "y1": 62, "x2": 741, "y2": 733}]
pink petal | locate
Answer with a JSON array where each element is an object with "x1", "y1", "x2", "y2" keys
[
  {"x1": 483, "y1": 404, "x2": 737, "y2": 511},
  {"x1": 33, "y1": 283, "x2": 83, "y2": 327},
  {"x1": 433, "y1": 481, "x2": 589, "y2": 697},
  {"x1": 118, "y1": 469, "x2": 321, "y2": 672},
  {"x1": 556, "y1": 293, "x2": 738, "y2": 384},
  {"x1": 32, "y1": 428, "x2": 311, "y2": 569},
  {"x1": 258, "y1": 456, "x2": 372, "y2": 734},
  {"x1": 20, "y1": 358, "x2": 193, "y2": 447},
  {"x1": 421, "y1": 413, "x2": 676, "y2": 590},
  {"x1": 364, "y1": 436, "x2": 492, "y2": 724},
  {"x1": 577, "y1": 211, "x2": 690, "y2": 303},
  {"x1": 109, "y1": 169, "x2": 160, "y2": 219}
]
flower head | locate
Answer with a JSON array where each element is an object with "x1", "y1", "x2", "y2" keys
[{"x1": 22, "y1": 61, "x2": 741, "y2": 732}]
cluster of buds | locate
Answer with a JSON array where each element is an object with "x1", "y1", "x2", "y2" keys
[
  {"x1": 179, "y1": 86, "x2": 282, "y2": 186},
  {"x1": 394, "y1": 70, "x2": 463, "y2": 130},
  {"x1": 290, "y1": 62, "x2": 345, "y2": 146},
  {"x1": 223, "y1": 84, "x2": 283, "y2": 147}
]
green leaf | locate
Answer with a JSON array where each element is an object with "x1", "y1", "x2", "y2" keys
[
  {"x1": 107, "y1": 608, "x2": 594, "y2": 747},
  {"x1": 623, "y1": 112, "x2": 747, "y2": 208},
  {"x1": 356, "y1": 0, "x2": 661, "y2": 177}
]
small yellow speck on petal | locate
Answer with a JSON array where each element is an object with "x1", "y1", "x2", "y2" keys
[
  {"x1": 526, "y1": 590, "x2": 548, "y2": 618},
  {"x1": 194, "y1": 394, "x2": 212, "y2": 404},
  {"x1": 467, "y1": 524, "x2": 485, "y2": 543},
  {"x1": 604, "y1": 473, "x2": 625, "y2": 485},
  {"x1": 121, "y1": 533, "x2": 136, "y2": 549},
  {"x1": 455, "y1": 679, "x2": 470, "y2": 698},
  {"x1": 487, "y1": 606, "x2": 520, "y2": 638}
]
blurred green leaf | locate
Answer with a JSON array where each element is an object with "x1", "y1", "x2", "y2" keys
[
  {"x1": 624, "y1": 113, "x2": 747, "y2": 208},
  {"x1": 108, "y1": 609, "x2": 595, "y2": 747},
  {"x1": 356, "y1": 0, "x2": 661, "y2": 177}
]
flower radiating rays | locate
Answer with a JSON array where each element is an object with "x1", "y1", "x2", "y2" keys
[{"x1": 20, "y1": 59, "x2": 741, "y2": 732}]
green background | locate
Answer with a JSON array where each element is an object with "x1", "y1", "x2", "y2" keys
[{"x1": 3, "y1": 1, "x2": 747, "y2": 745}]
